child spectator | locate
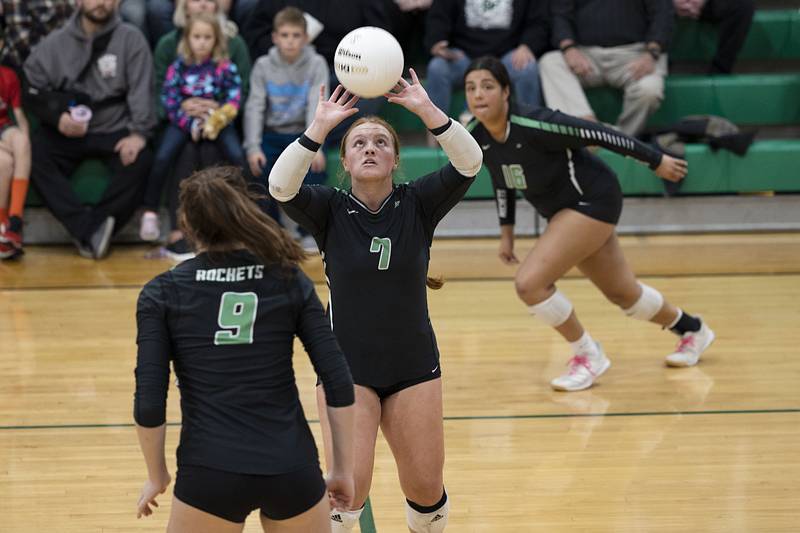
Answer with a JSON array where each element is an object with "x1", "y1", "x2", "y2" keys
[
  {"x1": 139, "y1": 11, "x2": 245, "y2": 242},
  {"x1": 0, "y1": 61, "x2": 31, "y2": 259},
  {"x1": 243, "y1": 6, "x2": 327, "y2": 240}
]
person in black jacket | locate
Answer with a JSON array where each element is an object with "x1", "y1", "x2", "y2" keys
[
  {"x1": 539, "y1": 0, "x2": 674, "y2": 137},
  {"x1": 424, "y1": 0, "x2": 549, "y2": 145},
  {"x1": 268, "y1": 72, "x2": 483, "y2": 531},
  {"x1": 465, "y1": 56, "x2": 714, "y2": 392},
  {"x1": 134, "y1": 166, "x2": 356, "y2": 532},
  {"x1": 674, "y1": 0, "x2": 755, "y2": 74}
]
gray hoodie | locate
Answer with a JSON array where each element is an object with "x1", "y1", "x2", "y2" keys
[
  {"x1": 244, "y1": 45, "x2": 329, "y2": 154},
  {"x1": 24, "y1": 12, "x2": 156, "y2": 137}
]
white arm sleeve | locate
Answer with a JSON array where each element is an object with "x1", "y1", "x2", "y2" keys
[
  {"x1": 268, "y1": 139, "x2": 317, "y2": 202},
  {"x1": 435, "y1": 120, "x2": 483, "y2": 177}
]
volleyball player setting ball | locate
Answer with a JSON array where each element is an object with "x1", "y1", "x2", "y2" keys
[
  {"x1": 267, "y1": 27, "x2": 482, "y2": 533},
  {"x1": 463, "y1": 56, "x2": 715, "y2": 392}
]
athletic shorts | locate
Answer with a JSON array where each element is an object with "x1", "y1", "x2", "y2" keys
[
  {"x1": 317, "y1": 365, "x2": 442, "y2": 400},
  {"x1": 173, "y1": 463, "x2": 326, "y2": 523},
  {"x1": 369, "y1": 366, "x2": 442, "y2": 399},
  {"x1": 539, "y1": 178, "x2": 623, "y2": 225}
]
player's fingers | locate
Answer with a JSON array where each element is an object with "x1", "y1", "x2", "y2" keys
[
  {"x1": 343, "y1": 93, "x2": 360, "y2": 108},
  {"x1": 409, "y1": 67, "x2": 420, "y2": 85},
  {"x1": 330, "y1": 84, "x2": 344, "y2": 102}
]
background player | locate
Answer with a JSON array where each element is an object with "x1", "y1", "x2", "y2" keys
[
  {"x1": 134, "y1": 166, "x2": 355, "y2": 532},
  {"x1": 268, "y1": 71, "x2": 482, "y2": 532},
  {"x1": 464, "y1": 56, "x2": 714, "y2": 392}
]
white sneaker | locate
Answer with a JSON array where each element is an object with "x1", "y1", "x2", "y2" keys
[
  {"x1": 665, "y1": 321, "x2": 715, "y2": 367},
  {"x1": 551, "y1": 343, "x2": 611, "y2": 392},
  {"x1": 139, "y1": 212, "x2": 160, "y2": 241}
]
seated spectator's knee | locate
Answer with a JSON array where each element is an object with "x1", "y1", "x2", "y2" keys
[
  {"x1": 538, "y1": 51, "x2": 567, "y2": 75},
  {"x1": 426, "y1": 57, "x2": 451, "y2": 81},
  {"x1": 0, "y1": 149, "x2": 14, "y2": 170},
  {"x1": 627, "y1": 76, "x2": 664, "y2": 106},
  {"x1": 8, "y1": 129, "x2": 31, "y2": 152}
]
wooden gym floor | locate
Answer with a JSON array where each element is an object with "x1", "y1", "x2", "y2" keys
[{"x1": 1, "y1": 234, "x2": 799, "y2": 532}]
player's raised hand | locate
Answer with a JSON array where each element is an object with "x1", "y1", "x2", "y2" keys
[
  {"x1": 307, "y1": 84, "x2": 360, "y2": 142},
  {"x1": 386, "y1": 68, "x2": 449, "y2": 130}
]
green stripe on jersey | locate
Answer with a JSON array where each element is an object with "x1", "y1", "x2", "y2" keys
[{"x1": 511, "y1": 114, "x2": 582, "y2": 139}]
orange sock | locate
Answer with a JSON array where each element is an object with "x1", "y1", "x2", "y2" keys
[{"x1": 9, "y1": 178, "x2": 29, "y2": 219}]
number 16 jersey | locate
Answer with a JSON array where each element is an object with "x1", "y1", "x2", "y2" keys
[{"x1": 282, "y1": 164, "x2": 474, "y2": 388}]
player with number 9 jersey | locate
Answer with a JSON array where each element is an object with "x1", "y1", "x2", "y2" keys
[{"x1": 134, "y1": 167, "x2": 356, "y2": 531}]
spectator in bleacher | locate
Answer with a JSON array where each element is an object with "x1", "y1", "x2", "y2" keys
[
  {"x1": 0, "y1": 61, "x2": 30, "y2": 259},
  {"x1": 143, "y1": 0, "x2": 256, "y2": 48},
  {"x1": 244, "y1": 6, "x2": 327, "y2": 238},
  {"x1": 0, "y1": 0, "x2": 74, "y2": 71},
  {"x1": 539, "y1": 0, "x2": 674, "y2": 137},
  {"x1": 139, "y1": 11, "x2": 244, "y2": 245},
  {"x1": 385, "y1": 0, "x2": 433, "y2": 61},
  {"x1": 23, "y1": 0, "x2": 155, "y2": 259},
  {"x1": 153, "y1": 0, "x2": 251, "y2": 121},
  {"x1": 149, "y1": 0, "x2": 250, "y2": 261},
  {"x1": 674, "y1": 0, "x2": 754, "y2": 74},
  {"x1": 423, "y1": 0, "x2": 549, "y2": 145},
  {"x1": 242, "y1": 0, "x2": 390, "y2": 144}
]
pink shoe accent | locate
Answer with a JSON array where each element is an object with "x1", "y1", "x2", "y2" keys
[
  {"x1": 675, "y1": 335, "x2": 695, "y2": 353},
  {"x1": 567, "y1": 354, "x2": 598, "y2": 376}
]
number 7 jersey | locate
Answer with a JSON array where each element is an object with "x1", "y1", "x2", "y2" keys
[{"x1": 282, "y1": 164, "x2": 474, "y2": 388}]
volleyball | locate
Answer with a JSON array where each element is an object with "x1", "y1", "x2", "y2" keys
[{"x1": 334, "y1": 26, "x2": 404, "y2": 98}]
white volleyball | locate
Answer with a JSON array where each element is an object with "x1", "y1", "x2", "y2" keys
[{"x1": 334, "y1": 26, "x2": 404, "y2": 98}]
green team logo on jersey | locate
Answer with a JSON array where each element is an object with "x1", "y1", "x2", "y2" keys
[
  {"x1": 501, "y1": 164, "x2": 527, "y2": 190},
  {"x1": 370, "y1": 237, "x2": 392, "y2": 270},
  {"x1": 214, "y1": 292, "x2": 258, "y2": 345}
]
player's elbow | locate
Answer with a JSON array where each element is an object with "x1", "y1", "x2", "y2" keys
[
  {"x1": 268, "y1": 183, "x2": 297, "y2": 202},
  {"x1": 456, "y1": 149, "x2": 483, "y2": 177}
]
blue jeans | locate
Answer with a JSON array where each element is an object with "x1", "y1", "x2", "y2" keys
[
  {"x1": 425, "y1": 48, "x2": 542, "y2": 115},
  {"x1": 261, "y1": 131, "x2": 326, "y2": 229},
  {"x1": 146, "y1": 0, "x2": 175, "y2": 46},
  {"x1": 144, "y1": 123, "x2": 245, "y2": 210}
]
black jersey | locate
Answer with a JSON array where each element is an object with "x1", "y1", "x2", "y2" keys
[
  {"x1": 281, "y1": 165, "x2": 474, "y2": 388},
  {"x1": 134, "y1": 250, "x2": 353, "y2": 476},
  {"x1": 468, "y1": 108, "x2": 663, "y2": 224}
]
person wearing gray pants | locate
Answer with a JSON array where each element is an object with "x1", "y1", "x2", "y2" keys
[{"x1": 539, "y1": 0, "x2": 674, "y2": 137}]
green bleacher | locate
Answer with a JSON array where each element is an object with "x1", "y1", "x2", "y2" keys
[
  {"x1": 671, "y1": 9, "x2": 800, "y2": 61},
  {"x1": 29, "y1": 7, "x2": 800, "y2": 207}
]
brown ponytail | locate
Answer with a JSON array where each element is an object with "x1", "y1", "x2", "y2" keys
[
  {"x1": 426, "y1": 275, "x2": 444, "y2": 290},
  {"x1": 178, "y1": 166, "x2": 306, "y2": 269}
]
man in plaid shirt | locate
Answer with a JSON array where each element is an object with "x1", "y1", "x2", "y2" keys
[{"x1": 0, "y1": 0, "x2": 74, "y2": 70}]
